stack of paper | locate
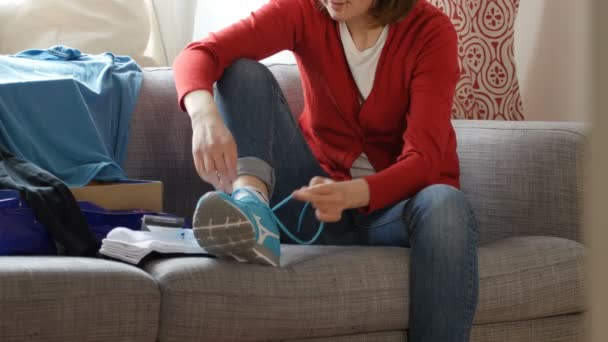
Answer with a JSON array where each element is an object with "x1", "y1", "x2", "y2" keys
[{"x1": 99, "y1": 227, "x2": 209, "y2": 264}]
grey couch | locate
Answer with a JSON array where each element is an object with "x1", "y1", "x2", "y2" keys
[{"x1": 0, "y1": 65, "x2": 586, "y2": 342}]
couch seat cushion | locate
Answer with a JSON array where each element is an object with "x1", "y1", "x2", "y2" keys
[
  {"x1": 0, "y1": 257, "x2": 160, "y2": 342},
  {"x1": 143, "y1": 236, "x2": 585, "y2": 342}
]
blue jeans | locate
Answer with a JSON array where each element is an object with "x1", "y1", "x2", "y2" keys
[{"x1": 215, "y1": 59, "x2": 479, "y2": 342}]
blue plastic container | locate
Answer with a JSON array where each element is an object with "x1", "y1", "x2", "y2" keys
[{"x1": 0, "y1": 190, "x2": 184, "y2": 255}]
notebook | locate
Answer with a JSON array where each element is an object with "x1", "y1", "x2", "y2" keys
[{"x1": 99, "y1": 227, "x2": 210, "y2": 264}]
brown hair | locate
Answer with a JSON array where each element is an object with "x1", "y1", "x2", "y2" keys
[{"x1": 319, "y1": 0, "x2": 418, "y2": 26}]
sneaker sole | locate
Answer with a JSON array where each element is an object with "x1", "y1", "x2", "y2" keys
[{"x1": 192, "y1": 192, "x2": 279, "y2": 267}]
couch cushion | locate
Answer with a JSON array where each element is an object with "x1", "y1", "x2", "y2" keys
[
  {"x1": 286, "y1": 314, "x2": 585, "y2": 342},
  {"x1": 143, "y1": 236, "x2": 585, "y2": 342},
  {"x1": 475, "y1": 236, "x2": 585, "y2": 324},
  {"x1": 0, "y1": 257, "x2": 160, "y2": 342}
]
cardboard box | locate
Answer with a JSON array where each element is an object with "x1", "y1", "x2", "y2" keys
[{"x1": 70, "y1": 180, "x2": 163, "y2": 212}]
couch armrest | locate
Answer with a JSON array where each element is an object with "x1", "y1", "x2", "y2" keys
[{"x1": 454, "y1": 120, "x2": 587, "y2": 245}]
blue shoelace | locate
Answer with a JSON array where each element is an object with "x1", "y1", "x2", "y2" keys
[{"x1": 239, "y1": 188, "x2": 325, "y2": 245}]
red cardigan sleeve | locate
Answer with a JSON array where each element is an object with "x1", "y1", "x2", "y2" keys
[
  {"x1": 173, "y1": 0, "x2": 306, "y2": 111},
  {"x1": 362, "y1": 16, "x2": 460, "y2": 213}
]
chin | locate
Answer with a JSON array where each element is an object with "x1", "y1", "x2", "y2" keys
[
  {"x1": 326, "y1": 8, "x2": 350, "y2": 21},
  {"x1": 328, "y1": 13, "x2": 347, "y2": 21},
  {"x1": 323, "y1": 1, "x2": 351, "y2": 21}
]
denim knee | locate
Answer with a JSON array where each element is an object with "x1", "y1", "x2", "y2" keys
[
  {"x1": 407, "y1": 184, "x2": 477, "y2": 248},
  {"x1": 217, "y1": 58, "x2": 275, "y2": 95}
]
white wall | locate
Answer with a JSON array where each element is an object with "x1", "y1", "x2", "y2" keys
[
  {"x1": 0, "y1": 0, "x2": 160, "y2": 67},
  {"x1": 192, "y1": 0, "x2": 293, "y2": 64},
  {"x1": 145, "y1": 0, "x2": 198, "y2": 66},
  {"x1": 515, "y1": 0, "x2": 591, "y2": 122}
]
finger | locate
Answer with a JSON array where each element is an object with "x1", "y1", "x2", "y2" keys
[
  {"x1": 315, "y1": 209, "x2": 341, "y2": 223},
  {"x1": 312, "y1": 195, "x2": 343, "y2": 206},
  {"x1": 202, "y1": 154, "x2": 220, "y2": 189},
  {"x1": 292, "y1": 190, "x2": 322, "y2": 203},
  {"x1": 313, "y1": 202, "x2": 345, "y2": 213},
  {"x1": 304, "y1": 183, "x2": 339, "y2": 195},
  {"x1": 224, "y1": 147, "x2": 238, "y2": 182},
  {"x1": 293, "y1": 186, "x2": 324, "y2": 198},
  {"x1": 216, "y1": 151, "x2": 236, "y2": 194},
  {"x1": 294, "y1": 184, "x2": 340, "y2": 199},
  {"x1": 194, "y1": 152, "x2": 218, "y2": 186},
  {"x1": 215, "y1": 175, "x2": 227, "y2": 193},
  {"x1": 309, "y1": 176, "x2": 328, "y2": 187},
  {"x1": 292, "y1": 190, "x2": 326, "y2": 203},
  {"x1": 193, "y1": 151, "x2": 205, "y2": 180},
  {"x1": 213, "y1": 151, "x2": 229, "y2": 179},
  {"x1": 202, "y1": 152, "x2": 215, "y2": 175},
  {"x1": 216, "y1": 174, "x2": 227, "y2": 193},
  {"x1": 225, "y1": 182, "x2": 234, "y2": 194},
  {"x1": 293, "y1": 191, "x2": 342, "y2": 206}
]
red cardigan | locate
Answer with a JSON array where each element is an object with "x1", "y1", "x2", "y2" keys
[{"x1": 174, "y1": 0, "x2": 460, "y2": 213}]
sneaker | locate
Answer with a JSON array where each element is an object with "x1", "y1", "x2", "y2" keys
[
  {"x1": 192, "y1": 188, "x2": 281, "y2": 267},
  {"x1": 192, "y1": 188, "x2": 327, "y2": 267}
]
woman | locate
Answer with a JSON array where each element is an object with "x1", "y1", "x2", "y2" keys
[{"x1": 174, "y1": 0, "x2": 478, "y2": 340}]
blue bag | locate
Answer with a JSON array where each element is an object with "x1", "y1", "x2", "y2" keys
[{"x1": 0, "y1": 190, "x2": 181, "y2": 255}]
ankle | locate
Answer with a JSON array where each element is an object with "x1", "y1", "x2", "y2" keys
[
  {"x1": 234, "y1": 186, "x2": 269, "y2": 204},
  {"x1": 233, "y1": 175, "x2": 269, "y2": 199}
]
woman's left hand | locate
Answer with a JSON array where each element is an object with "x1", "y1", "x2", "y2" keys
[{"x1": 292, "y1": 177, "x2": 370, "y2": 223}]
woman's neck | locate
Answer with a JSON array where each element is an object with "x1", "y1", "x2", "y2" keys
[{"x1": 344, "y1": 18, "x2": 385, "y2": 51}]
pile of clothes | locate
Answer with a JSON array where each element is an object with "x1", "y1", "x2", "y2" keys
[{"x1": 0, "y1": 45, "x2": 199, "y2": 261}]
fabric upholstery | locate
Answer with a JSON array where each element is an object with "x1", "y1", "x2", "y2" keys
[
  {"x1": 0, "y1": 257, "x2": 160, "y2": 342},
  {"x1": 470, "y1": 314, "x2": 586, "y2": 342},
  {"x1": 143, "y1": 236, "x2": 585, "y2": 342},
  {"x1": 475, "y1": 236, "x2": 585, "y2": 324},
  {"x1": 267, "y1": 63, "x2": 305, "y2": 116},
  {"x1": 285, "y1": 314, "x2": 585, "y2": 342},
  {"x1": 288, "y1": 331, "x2": 407, "y2": 342},
  {"x1": 428, "y1": 0, "x2": 524, "y2": 120},
  {"x1": 125, "y1": 68, "x2": 213, "y2": 217},
  {"x1": 454, "y1": 120, "x2": 586, "y2": 244}
]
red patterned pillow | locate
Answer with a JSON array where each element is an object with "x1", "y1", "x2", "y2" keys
[{"x1": 428, "y1": 0, "x2": 524, "y2": 120}]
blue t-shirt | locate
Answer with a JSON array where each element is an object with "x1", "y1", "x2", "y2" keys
[{"x1": 0, "y1": 45, "x2": 143, "y2": 186}]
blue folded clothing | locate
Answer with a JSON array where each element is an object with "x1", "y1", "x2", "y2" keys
[{"x1": 0, "y1": 45, "x2": 143, "y2": 186}]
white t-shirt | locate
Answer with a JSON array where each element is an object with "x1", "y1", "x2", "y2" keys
[{"x1": 339, "y1": 21, "x2": 389, "y2": 178}]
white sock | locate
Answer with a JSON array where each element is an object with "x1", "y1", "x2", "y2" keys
[{"x1": 234, "y1": 186, "x2": 269, "y2": 204}]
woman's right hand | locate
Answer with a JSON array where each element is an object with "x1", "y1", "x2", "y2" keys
[{"x1": 185, "y1": 90, "x2": 238, "y2": 193}]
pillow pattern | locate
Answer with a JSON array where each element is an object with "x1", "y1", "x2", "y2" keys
[{"x1": 428, "y1": 0, "x2": 524, "y2": 120}]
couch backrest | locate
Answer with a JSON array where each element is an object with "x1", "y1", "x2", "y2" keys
[
  {"x1": 126, "y1": 65, "x2": 585, "y2": 245},
  {"x1": 453, "y1": 120, "x2": 585, "y2": 244},
  {"x1": 125, "y1": 67, "x2": 212, "y2": 221}
]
